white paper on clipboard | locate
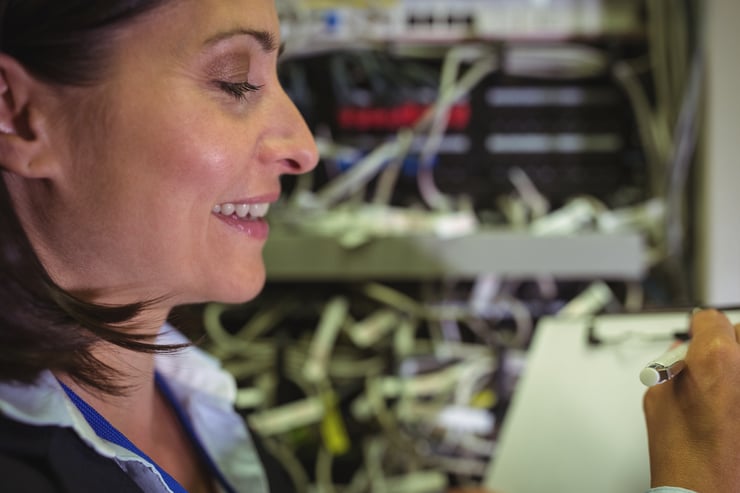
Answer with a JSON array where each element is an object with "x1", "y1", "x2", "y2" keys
[{"x1": 485, "y1": 310, "x2": 740, "y2": 493}]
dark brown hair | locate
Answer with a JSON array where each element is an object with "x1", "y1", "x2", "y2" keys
[{"x1": 0, "y1": 0, "x2": 190, "y2": 394}]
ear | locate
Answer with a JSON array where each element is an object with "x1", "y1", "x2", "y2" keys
[{"x1": 0, "y1": 53, "x2": 57, "y2": 179}]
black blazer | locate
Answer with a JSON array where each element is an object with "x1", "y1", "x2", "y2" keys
[{"x1": 0, "y1": 413, "x2": 294, "y2": 493}]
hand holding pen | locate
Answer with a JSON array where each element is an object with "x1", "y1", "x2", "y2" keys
[
  {"x1": 640, "y1": 340, "x2": 689, "y2": 387},
  {"x1": 642, "y1": 309, "x2": 740, "y2": 491},
  {"x1": 640, "y1": 308, "x2": 711, "y2": 387}
]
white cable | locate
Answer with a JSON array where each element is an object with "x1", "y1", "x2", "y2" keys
[
  {"x1": 453, "y1": 355, "x2": 497, "y2": 407},
  {"x1": 346, "y1": 308, "x2": 402, "y2": 348},
  {"x1": 248, "y1": 396, "x2": 326, "y2": 436},
  {"x1": 612, "y1": 58, "x2": 669, "y2": 198},
  {"x1": 624, "y1": 281, "x2": 645, "y2": 312},
  {"x1": 663, "y1": 5, "x2": 704, "y2": 301},
  {"x1": 494, "y1": 295, "x2": 534, "y2": 348},
  {"x1": 304, "y1": 296, "x2": 350, "y2": 383},
  {"x1": 202, "y1": 303, "x2": 253, "y2": 356},
  {"x1": 505, "y1": 43, "x2": 609, "y2": 79},
  {"x1": 316, "y1": 447, "x2": 337, "y2": 493},
  {"x1": 508, "y1": 167, "x2": 550, "y2": 219},
  {"x1": 260, "y1": 436, "x2": 311, "y2": 493},
  {"x1": 648, "y1": 0, "x2": 673, "y2": 128},
  {"x1": 385, "y1": 471, "x2": 448, "y2": 493},
  {"x1": 372, "y1": 129, "x2": 414, "y2": 206},
  {"x1": 313, "y1": 136, "x2": 413, "y2": 209},
  {"x1": 469, "y1": 274, "x2": 502, "y2": 318},
  {"x1": 233, "y1": 301, "x2": 294, "y2": 343},
  {"x1": 415, "y1": 45, "x2": 478, "y2": 211},
  {"x1": 342, "y1": 468, "x2": 370, "y2": 493},
  {"x1": 365, "y1": 437, "x2": 389, "y2": 493},
  {"x1": 311, "y1": 46, "x2": 497, "y2": 212},
  {"x1": 558, "y1": 281, "x2": 615, "y2": 317},
  {"x1": 417, "y1": 52, "x2": 498, "y2": 211},
  {"x1": 361, "y1": 283, "x2": 425, "y2": 318},
  {"x1": 668, "y1": 0, "x2": 689, "y2": 116}
]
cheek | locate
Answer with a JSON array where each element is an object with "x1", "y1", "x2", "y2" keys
[
  {"x1": 132, "y1": 124, "x2": 267, "y2": 301},
  {"x1": 110, "y1": 72, "x2": 264, "y2": 200},
  {"x1": 125, "y1": 118, "x2": 244, "y2": 207}
]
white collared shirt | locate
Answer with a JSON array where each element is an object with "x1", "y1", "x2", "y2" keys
[{"x1": 0, "y1": 325, "x2": 269, "y2": 493}]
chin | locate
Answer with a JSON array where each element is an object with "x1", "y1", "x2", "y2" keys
[
  {"x1": 214, "y1": 273, "x2": 267, "y2": 304},
  {"x1": 186, "y1": 261, "x2": 267, "y2": 305}
]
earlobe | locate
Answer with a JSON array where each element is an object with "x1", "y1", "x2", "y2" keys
[
  {"x1": 0, "y1": 54, "x2": 56, "y2": 179},
  {"x1": 0, "y1": 73, "x2": 15, "y2": 135}
]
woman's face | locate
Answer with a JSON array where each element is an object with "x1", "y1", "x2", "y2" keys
[{"x1": 24, "y1": 0, "x2": 318, "y2": 309}]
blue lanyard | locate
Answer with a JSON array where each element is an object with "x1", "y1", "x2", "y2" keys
[
  {"x1": 59, "y1": 374, "x2": 236, "y2": 493},
  {"x1": 155, "y1": 372, "x2": 236, "y2": 493}
]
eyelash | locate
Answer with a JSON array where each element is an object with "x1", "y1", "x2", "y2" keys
[{"x1": 216, "y1": 80, "x2": 264, "y2": 100}]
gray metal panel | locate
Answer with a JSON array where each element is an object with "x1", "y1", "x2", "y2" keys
[{"x1": 264, "y1": 229, "x2": 646, "y2": 280}]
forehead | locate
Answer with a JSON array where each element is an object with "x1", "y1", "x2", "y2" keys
[{"x1": 122, "y1": 0, "x2": 280, "y2": 56}]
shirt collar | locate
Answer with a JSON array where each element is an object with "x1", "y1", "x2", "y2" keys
[{"x1": 0, "y1": 324, "x2": 269, "y2": 493}]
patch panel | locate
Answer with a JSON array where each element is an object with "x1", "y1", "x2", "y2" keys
[{"x1": 277, "y1": 0, "x2": 645, "y2": 47}]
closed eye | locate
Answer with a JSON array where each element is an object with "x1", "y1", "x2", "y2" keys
[{"x1": 216, "y1": 80, "x2": 264, "y2": 100}]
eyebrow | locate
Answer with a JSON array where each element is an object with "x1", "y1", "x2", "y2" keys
[{"x1": 204, "y1": 28, "x2": 279, "y2": 53}]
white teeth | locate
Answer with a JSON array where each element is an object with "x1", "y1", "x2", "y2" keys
[
  {"x1": 214, "y1": 202, "x2": 271, "y2": 219},
  {"x1": 250, "y1": 203, "x2": 269, "y2": 217}
]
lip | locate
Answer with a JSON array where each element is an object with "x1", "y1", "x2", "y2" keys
[
  {"x1": 213, "y1": 192, "x2": 279, "y2": 240},
  {"x1": 215, "y1": 213, "x2": 270, "y2": 239},
  {"x1": 220, "y1": 192, "x2": 280, "y2": 205}
]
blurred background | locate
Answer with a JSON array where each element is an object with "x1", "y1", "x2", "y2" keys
[{"x1": 190, "y1": 1, "x2": 740, "y2": 491}]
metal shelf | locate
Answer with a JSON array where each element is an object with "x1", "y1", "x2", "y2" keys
[{"x1": 264, "y1": 227, "x2": 647, "y2": 281}]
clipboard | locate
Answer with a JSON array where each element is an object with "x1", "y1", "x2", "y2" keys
[{"x1": 484, "y1": 310, "x2": 740, "y2": 493}]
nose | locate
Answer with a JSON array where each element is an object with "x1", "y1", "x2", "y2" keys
[{"x1": 262, "y1": 86, "x2": 319, "y2": 176}]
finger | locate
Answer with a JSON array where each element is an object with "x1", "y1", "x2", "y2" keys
[
  {"x1": 735, "y1": 323, "x2": 740, "y2": 343},
  {"x1": 689, "y1": 308, "x2": 735, "y2": 348},
  {"x1": 686, "y1": 309, "x2": 740, "y2": 373}
]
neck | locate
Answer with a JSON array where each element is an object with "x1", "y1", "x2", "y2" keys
[{"x1": 57, "y1": 343, "x2": 161, "y2": 443}]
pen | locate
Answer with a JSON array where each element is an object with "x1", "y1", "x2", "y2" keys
[{"x1": 639, "y1": 341, "x2": 690, "y2": 387}]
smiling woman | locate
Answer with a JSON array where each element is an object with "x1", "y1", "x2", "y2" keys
[
  {"x1": 0, "y1": 0, "x2": 316, "y2": 492},
  {"x1": 2, "y1": 2, "x2": 740, "y2": 493}
]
